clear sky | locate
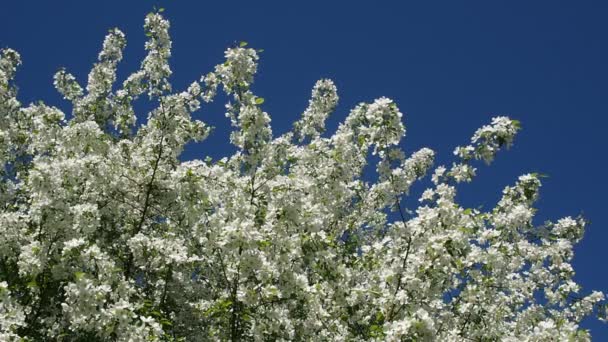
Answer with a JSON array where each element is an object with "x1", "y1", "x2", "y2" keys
[{"x1": 2, "y1": 0, "x2": 607, "y2": 337}]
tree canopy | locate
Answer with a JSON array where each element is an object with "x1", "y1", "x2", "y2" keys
[{"x1": 0, "y1": 12, "x2": 605, "y2": 341}]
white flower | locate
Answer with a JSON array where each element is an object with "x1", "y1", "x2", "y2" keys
[{"x1": 0, "y1": 12, "x2": 602, "y2": 341}]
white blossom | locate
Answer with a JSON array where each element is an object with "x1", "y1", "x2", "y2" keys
[{"x1": 0, "y1": 12, "x2": 604, "y2": 341}]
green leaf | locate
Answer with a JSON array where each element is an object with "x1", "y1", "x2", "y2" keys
[
  {"x1": 257, "y1": 240, "x2": 272, "y2": 249},
  {"x1": 358, "y1": 135, "x2": 366, "y2": 147},
  {"x1": 255, "y1": 97, "x2": 265, "y2": 105},
  {"x1": 239, "y1": 41, "x2": 248, "y2": 47},
  {"x1": 375, "y1": 311, "x2": 385, "y2": 322},
  {"x1": 530, "y1": 172, "x2": 549, "y2": 179},
  {"x1": 511, "y1": 119, "x2": 522, "y2": 129}
]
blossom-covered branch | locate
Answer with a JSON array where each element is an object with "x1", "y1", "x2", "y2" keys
[{"x1": 0, "y1": 11, "x2": 605, "y2": 342}]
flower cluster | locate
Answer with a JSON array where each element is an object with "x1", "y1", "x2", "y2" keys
[
  {"x1": 0, "y1": 12, "x2": 604, "y2": 341},
  {"x1": 294, "y1": 79, "x2": 339, "y2": 142}
]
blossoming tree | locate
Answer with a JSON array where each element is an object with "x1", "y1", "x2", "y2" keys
[{"x1": 0, "y1": 12, "x2": 606, "y2": 341}]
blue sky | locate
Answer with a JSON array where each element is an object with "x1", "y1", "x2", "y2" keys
[{"x1": 2, "y1": 0, "x2": 607, "y2": 337}]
